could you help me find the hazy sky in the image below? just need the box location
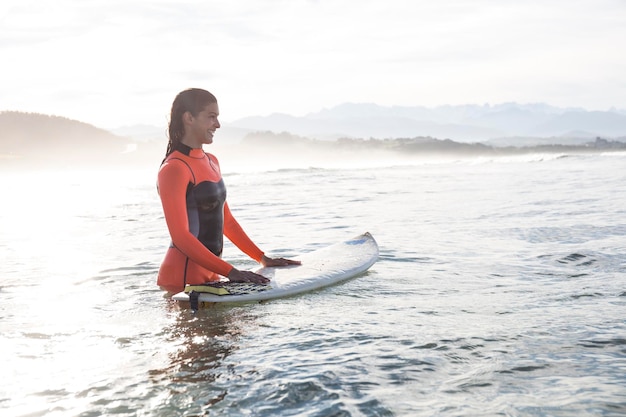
[1,0,625,129]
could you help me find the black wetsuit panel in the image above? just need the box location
[186,179,227,257]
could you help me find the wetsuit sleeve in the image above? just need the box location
[223,202,265,262]
[158,160,234,276]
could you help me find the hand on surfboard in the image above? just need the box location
[227,269,271,284]
[261,255,301,268]
[227,256,300,285]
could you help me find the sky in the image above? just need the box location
[1,0,625,129]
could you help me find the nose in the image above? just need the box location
[215,118,221,129]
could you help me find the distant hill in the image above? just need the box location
[0,111,128,153]
[0,111,162,166]
[240,130,626,157]
[229,103,626,142]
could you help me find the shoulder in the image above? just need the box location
[205,152,221,165]
[205,152,222,172]
[158,154,193,184]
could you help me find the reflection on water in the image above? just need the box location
[150,303,261,413]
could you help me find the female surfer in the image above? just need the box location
[157,88,300,293]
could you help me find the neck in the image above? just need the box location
[181,137,203,149]
[170,141,196,155]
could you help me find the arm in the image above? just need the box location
[158,160,234,277]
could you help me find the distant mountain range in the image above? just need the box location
[227,102,626,143]
[2,105,626,167]
[110,102,626,144]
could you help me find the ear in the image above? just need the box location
[182,111,194,125]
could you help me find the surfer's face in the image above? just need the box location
[185,103,221,146]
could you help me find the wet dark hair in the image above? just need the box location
[165,88,217,157]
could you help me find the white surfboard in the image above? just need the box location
[172,232,378,306]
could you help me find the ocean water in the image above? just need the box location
[1,150,625,416]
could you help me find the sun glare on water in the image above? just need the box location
[0,167,168,415]
[0,167,156,310]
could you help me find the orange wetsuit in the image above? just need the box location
[156,142,264,293]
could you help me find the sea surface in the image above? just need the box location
[1,150,625,416]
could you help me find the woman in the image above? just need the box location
[157,88,299,293]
